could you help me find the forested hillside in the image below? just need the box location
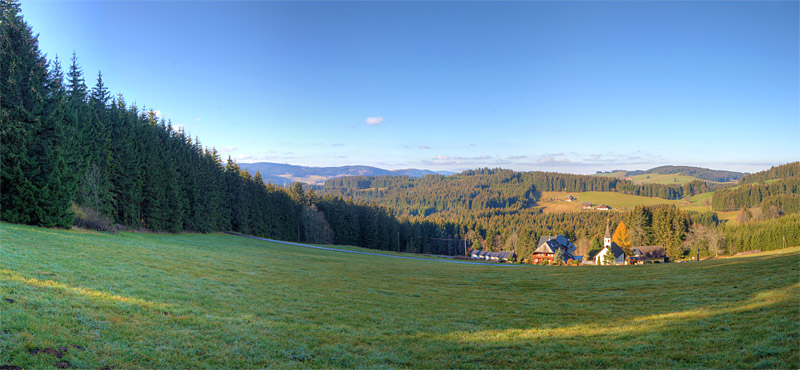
[738,162,799,185]
[711,163,799,213]
[626,165,745,182]
[321,168,719,214]
[237,162,452,186]
[598,166,745,182]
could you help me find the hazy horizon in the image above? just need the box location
[236,159,776,177]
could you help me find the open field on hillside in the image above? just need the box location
[630,173,700,185]
[1,223,798,369]
[593,171,627,178]
[536,191,744,218]
[536,191,687,212]
[593,171,738,185]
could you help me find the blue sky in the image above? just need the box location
[21,1,799,174]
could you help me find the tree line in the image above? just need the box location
[625,165,745,183]
[0,3,306,241]
[738,162,799,185]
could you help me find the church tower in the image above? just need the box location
[604,219,612,248]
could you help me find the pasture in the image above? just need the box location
[536,191,686,212]
[1,223,798,369]
[630,173,700,185]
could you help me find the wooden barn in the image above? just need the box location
[629,245,669,264]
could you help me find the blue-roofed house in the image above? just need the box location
[529,235,583,264]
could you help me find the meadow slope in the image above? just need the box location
[1,223,798,369]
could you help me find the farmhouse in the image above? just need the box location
[594,222,626,265]
[530,235,583,264]
[470,250,516,262]
[596,204,611,211]
[629,245,669,264]
[566,195,576,202]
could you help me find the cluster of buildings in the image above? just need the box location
[469,222,668,265]
[563,195,610,211]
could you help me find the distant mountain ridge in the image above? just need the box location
[596,165,746,183]
[238,162,455,186]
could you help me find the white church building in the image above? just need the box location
[594,221,626,265]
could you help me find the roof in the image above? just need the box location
[632,245,666,260]
[533,235,577,255]
[537,236,554,249]
[598,243,625,258]
[470,250,515,259]
[604,221,611,238]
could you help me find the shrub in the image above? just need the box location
[71,203,122,232]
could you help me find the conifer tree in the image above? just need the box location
[0,0,73,226]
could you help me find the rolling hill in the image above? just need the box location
[238,162,455,186]
[596,166,745,183]
[2,223,798,369]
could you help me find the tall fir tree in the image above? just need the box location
[1,0,74,226]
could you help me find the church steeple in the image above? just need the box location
[604,219,612,247]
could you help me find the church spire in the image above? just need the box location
[604,218,611,239]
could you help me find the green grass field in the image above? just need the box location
[630,173,700,185]
[2,223,798,369]
[537,191,687,212]
[594,172,736,186]
[536,191,732,216]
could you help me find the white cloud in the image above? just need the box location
[331,143,344,147]
[220,145,238,154]
[154,110,163,118]
[538,155,570,164]
[419,145,431,149]
[193,117,201,122]
[364,117,384,125]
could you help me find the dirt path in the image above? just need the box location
[225,232,520,267]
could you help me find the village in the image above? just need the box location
[469,220,669,266]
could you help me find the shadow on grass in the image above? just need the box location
[408,283,800,369]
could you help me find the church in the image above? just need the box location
[594,221,626,265]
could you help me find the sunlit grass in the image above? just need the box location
[1,222,798,369]
[630,173,700,185]
[537,191,685,212]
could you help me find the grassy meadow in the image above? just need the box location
[536,191,686,212]
[629,173,700,185]
[1,222,798,369]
